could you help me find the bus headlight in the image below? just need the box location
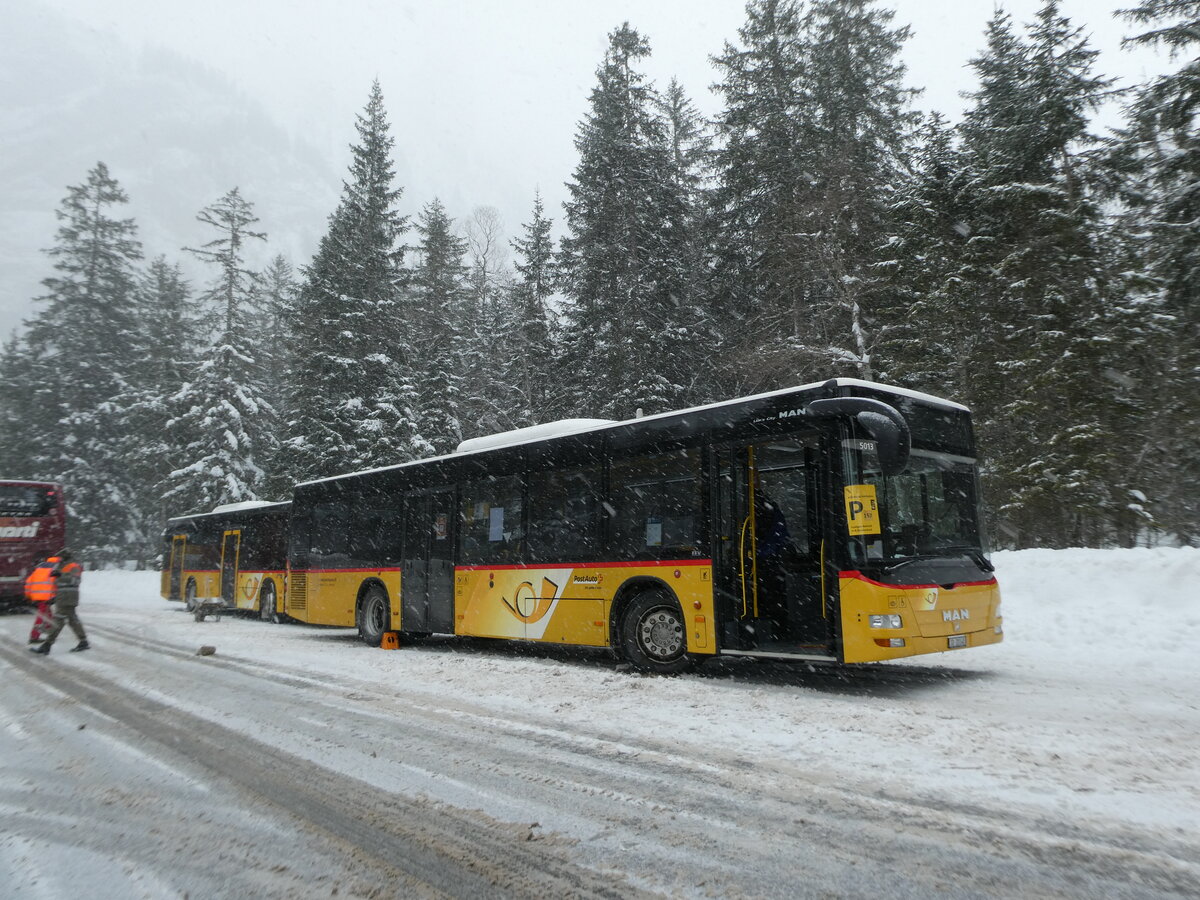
[869,614,902,629]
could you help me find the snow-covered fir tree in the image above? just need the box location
[953,3,1120,547]
[875,113,970,390]
[458,206,516,440]
[501,191,559,427]
[122,256,199,561]
[711,0,917,391]
[286,81,419,481]
[558,23,699,419]
[1108,0,1200,544]
[409,198,469,454]
[161,189,274,513]
[19,162,144,559]
[255,254,300,497]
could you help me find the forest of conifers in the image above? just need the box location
[0,0,1196,561]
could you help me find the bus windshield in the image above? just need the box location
[842,438,984,567]
[0,484,57,517]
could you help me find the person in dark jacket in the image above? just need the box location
[29,549,88,655]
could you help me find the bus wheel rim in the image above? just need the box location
[639,607,683,661]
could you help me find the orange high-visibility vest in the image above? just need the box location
[24,556,61,603]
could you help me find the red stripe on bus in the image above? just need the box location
[290,567,403,574]
[840,570,997,590]
[456,559,712,572]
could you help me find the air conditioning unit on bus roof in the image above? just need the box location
[456,419,616,455]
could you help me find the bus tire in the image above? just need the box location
[357,586,389,647]
[259,579,278,623]
[184,579,198,612]
[620,589,693,675]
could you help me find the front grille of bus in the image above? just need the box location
[289,572,307,611]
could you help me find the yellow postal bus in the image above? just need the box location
[284,379,1002,673]
[162,501,291,621]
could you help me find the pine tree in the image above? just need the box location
[286,81,417,480]
[256,254,300,497]
[458,206,515,440]
[558,23,697,419]
[1108,0,1200,543]
[953,3,1119,547]
[161,189,274,513]
[410,198,469,453]
[711,0,917,392]
[22,162,143,559]
[0,333,41,478]
[875,113,970,391]
[505,192,559,425]
[123,256,198,561]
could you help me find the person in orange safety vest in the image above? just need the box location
[29,550,88,655]
[24,555,60,644]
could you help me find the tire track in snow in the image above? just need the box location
[0,638,652,900]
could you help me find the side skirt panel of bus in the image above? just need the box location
[454,561,718,653]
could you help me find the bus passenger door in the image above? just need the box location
[714,447,752,647]
[402,495,430,631]
[220,530,241,606]
[427,489,455,633]
[402,489,456,634]
[169,535,186,600]
[714,441,828,649]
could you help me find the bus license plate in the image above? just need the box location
[948,635,967,649]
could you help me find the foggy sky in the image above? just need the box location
[5,0,1174,338]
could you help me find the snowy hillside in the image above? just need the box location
[0,1,338,337]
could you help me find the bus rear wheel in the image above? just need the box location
[357,587,389,647]
[620,590,693,675]
[259,580,278,623]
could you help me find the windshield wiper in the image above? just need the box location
[943,546,995,572]
[882,548,994,574]
[881,554,943,574]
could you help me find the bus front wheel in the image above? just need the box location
[357,587,389,647]
[620,590,693,675]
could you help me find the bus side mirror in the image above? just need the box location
[805,397,912,476]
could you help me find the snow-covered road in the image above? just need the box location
[1,548,1197,898]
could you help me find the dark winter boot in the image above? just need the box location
[70,640,90,653]
[30,643,50,655]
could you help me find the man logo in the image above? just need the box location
[942,608,970,622]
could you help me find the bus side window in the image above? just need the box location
[526,465,602,563]
[312,502,350,560]
[460,476,524,565]
[289,514,311,564]
[608,448,702,559]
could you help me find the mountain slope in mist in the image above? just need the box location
[0,2,339,336]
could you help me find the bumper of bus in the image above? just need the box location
[839,571,1003,664]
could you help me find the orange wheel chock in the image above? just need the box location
[380,632,400,650]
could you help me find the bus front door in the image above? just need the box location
[716,441,828,650]
[220,530,241,607]
[169,535,186,600]
[401,490,456,634]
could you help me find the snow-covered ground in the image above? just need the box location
[82,548,1200,833]
[2,547,1198,897]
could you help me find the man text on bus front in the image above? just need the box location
[29,549,88,655]
[24,554,60,644]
